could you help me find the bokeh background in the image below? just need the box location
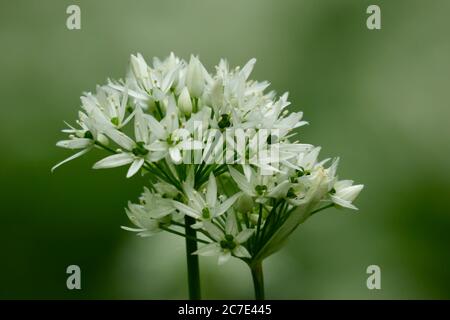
[1,0,449,299]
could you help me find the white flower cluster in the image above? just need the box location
[54,53,363,265]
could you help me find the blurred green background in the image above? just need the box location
[1,0,449,299]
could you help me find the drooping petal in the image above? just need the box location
[126,158,145,178]
[93,153,134,169]
[51,147,92,172]
[120,226,146,232]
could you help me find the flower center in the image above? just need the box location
[255,185,267,195]
[132,141,149,156]
[110,117,119,126]
[201,207,211,219]
[84,131,94,139]
[218,114,231,129]
[220,234,236,250]
[286,187,296,199]
[167,133,180,146]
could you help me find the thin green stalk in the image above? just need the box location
[159,225,209,244]
[184,216,201,300]
[155,100,164,119]
[310,203,334,215]
[253,203,263,252]
[250,261,265,300]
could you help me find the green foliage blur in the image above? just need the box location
[0,0,449,299]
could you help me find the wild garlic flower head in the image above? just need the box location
[54,53,363,265]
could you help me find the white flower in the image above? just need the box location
[330,180,364,210]
[228,166,290,202]
[194,214,254,265]
[122,188,176,237]
[130,53,152,92]
[52,111,108,172]
[81,86,134,129]
[172,173,241,228]
[147,96,202,164]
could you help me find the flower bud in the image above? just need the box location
[186,55,205,97]
[178,87,193,116]
[130,53,148,81]
[210,80,224,109]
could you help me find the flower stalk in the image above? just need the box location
[250,261,265,300]
[184,215,201,300]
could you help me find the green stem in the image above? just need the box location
[184,215,201,300]
[250,261,265,300]
[310,203,334,216]
[159,225,209,244]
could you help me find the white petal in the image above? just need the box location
[193,243,221,256]
[105,128,135,150]
[240,58,256,80]
[225,213,238,235]
[236,228,255,243]
[56,138,92,149]
[330,195,358,210]
[143,114,166,140]
[214,192,242,217]
[203,222,224,242]
[267,180,290,198]
[51,147,92,172]
[232,245,251,258]
[228,166,256,196]
[148,140,168,152]
[334,179,354,190]
[206,173,217,208]
[172,201,201,219]
[134,108,149,143]
[336,184,364,202]
[93,153,134,169]
[120,226,146,232]
[109,83,149,101]
[126,158,145,178]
